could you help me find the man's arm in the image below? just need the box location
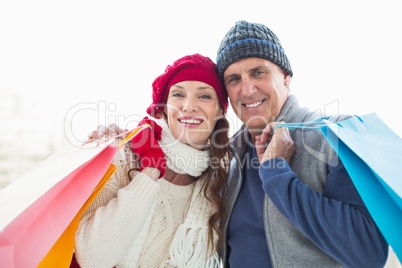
[255,122,388,267]
[259,156,388,267]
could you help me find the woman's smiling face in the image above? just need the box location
[164,80,223,149]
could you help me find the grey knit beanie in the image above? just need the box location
[216,20,293,79]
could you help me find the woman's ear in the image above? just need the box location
[216,109,225,121]
[160,112,168,124]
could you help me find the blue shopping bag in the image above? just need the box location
[320,113,402,259]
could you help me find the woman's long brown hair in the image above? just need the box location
[202,116,230,254]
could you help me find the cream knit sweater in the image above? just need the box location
[135,179,194,267]
[75,120,218,268]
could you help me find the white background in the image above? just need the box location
[0,1,401,265]
[1,0,401,144]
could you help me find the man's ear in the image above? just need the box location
[284,74,291,87]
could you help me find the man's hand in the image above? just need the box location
[255,121,295,164]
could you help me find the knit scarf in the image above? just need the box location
[157,119,210,177]
[157,118,219,267]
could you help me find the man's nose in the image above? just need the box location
[241,76,257,98]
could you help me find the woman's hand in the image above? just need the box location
[86,118,166,179]
[87,123,126,140]
[131,117,166,179]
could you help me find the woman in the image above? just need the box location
[74,54,230,267]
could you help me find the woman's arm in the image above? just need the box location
[74,144,160,268]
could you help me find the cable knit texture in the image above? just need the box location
[157,118,210,177]
[135,179,194,267]
[75,121,219,268]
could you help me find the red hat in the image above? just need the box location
[147,54,228,118]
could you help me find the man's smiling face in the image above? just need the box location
[223,57,291,132]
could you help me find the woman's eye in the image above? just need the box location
[200,95,211,99]
[172,93,183,97]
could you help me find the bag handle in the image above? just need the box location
[81,124,151,149]
[273,115,364,131]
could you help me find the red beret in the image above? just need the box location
[147,54,228,118]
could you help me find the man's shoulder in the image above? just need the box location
[299,112,352,124]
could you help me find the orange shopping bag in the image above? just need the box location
[0,127,143,268]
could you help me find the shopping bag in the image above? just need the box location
[0,141,118,268]
[0,126,144,268]
[38,163,117,267]
[320,113,402,259]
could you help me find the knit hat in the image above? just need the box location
[147,54,228,118]
[216,20,293,79]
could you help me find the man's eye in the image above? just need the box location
[254,71,264,76]
[227,77,240,85]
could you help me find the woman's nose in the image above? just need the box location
[182,97,198,112]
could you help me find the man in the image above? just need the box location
[216,20,388,267]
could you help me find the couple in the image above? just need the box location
[74,21,388,267]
